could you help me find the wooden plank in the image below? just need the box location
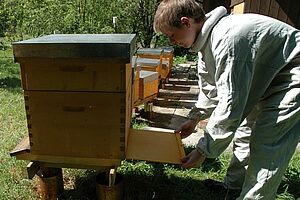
[243,0,251,13]
[25,91,125,159]
[14,152,121,168]
[232,3,245,14]
[277,4,288,23]
[230,0,244,7]
[125,63,133,156]
[126,129,185,164]
[258,0,271,16]
[281,0,291,25]
[249,0,260,13]
[132,63,141,105]
[269,0,279,18]
[139,70,159,100]
[20,59,127,92]
[40,162,113,170]
[10,136,30,156]
[175,133,186,159]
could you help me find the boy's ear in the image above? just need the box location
[180,17,191,28]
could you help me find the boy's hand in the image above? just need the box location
[181,149,206,168]
[174,119,197,139]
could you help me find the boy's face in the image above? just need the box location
[162,17,201,48]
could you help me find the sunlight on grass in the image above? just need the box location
[0,88,36,199]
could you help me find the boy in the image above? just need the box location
[154,0,300,199]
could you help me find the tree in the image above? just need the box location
[1,0,163,47]
[123,0,160,47]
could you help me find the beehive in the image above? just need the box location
[139,70,159,100]
[160,47,174,79]
[137,47,174,80]
[12,34,136,168]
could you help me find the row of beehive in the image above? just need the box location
[132,47,174,106]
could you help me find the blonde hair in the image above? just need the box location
[154,0,205,33]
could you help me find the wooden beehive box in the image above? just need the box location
[137,47,174,80]
[12,34,136,168]
[230,0,300,29]
[139,70,159,100]
[160,47,174,79]
[136,57,162,74]
[137,48,163,60]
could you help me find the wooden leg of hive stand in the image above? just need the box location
[108,167,117,187]
[159,79,165,89]
[27,161,41,179]
[144,102,153,120]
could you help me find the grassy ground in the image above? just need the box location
[1,50,300,199]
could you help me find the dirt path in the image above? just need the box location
[143,63,203,147]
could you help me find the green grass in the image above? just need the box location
[173,55,188,66]
[1,49,300,199]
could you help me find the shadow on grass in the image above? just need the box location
[57,164,228,200]
[121,171,225,200]
[58,170,98,200]
[56,157,300,200]
[57,153,226,200]
[0,77,21,89]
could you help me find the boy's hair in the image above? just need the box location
[154,0,205,33]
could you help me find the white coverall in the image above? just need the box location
[187,6,300,199]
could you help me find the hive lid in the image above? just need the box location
[140,70,159,83]
[137,48,163,55]
[13,34,137,60]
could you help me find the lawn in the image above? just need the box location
[1,49,300,199]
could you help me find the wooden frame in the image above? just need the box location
[126,129,185,164]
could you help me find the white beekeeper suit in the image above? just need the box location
[187,6,300,199]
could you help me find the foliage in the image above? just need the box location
[0,0,162,48]
[173,55,188,66]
